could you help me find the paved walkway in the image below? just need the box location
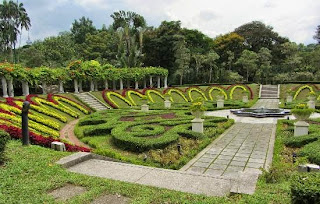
[60,119,90,148]
[57,99,284,196]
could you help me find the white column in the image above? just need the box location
[157,76,161,88]
[135,81,139,89]
[120,79,123,90]
[149,76,153,88]
[143,78,147,88]
[59,81,64,93]
[74,79,79,93]
[42,82,47,94]
[164,76,168,88]
[94,81,98,91]
[79,80,83,92]
[113,80,116,90]
[7,79,14,97]
[1,77,8,98]
[22,81,29,96]
[104,79,109,89]
[90,80,94,91]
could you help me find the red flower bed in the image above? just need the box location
[0,124,90,152]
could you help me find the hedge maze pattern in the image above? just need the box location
[77,110,230,152]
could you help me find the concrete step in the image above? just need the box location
[73,92,109,111]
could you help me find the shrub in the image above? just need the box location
[0,130,9,164]
[299,141,320,165]
[78,118,107,126]
[284,134,319,148]
[291,173,320,204]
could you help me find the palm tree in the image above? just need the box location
[0,0,30,63]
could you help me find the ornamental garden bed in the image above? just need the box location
[99,84,259,110]
[280,84,320,112]
[0,94,91,152]
[271,119,320,203]
[74,109,234,169]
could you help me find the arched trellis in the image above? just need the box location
[207,86,228,100]
[142,89,164,103]
[163,88,189,102]
[293,85,315,100]
[123,89,145,106]
[185,87,208,102]
[228,84,253,100]
[102,90,132,109]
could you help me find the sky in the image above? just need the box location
[16,0,320,45]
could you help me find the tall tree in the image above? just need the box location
[0,0,30,62]
[205,51,220,83]
[257,47,272,84]
[71,17,96,44]
[174,36,190,85]
[314,25,320,44]
[111,10,146,67]
[236,50,258,82]
[213,32,245,66]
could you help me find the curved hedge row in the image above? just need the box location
[290,84,320,100]
[102,84,254,109]
[77,110,228,152]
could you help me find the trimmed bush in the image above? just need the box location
[299,141,320,165]
[78,118,107,126]
[284,134,319,148]
[0,130,9,164]
[291,173,320,204]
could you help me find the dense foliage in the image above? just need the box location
[1,5,318,85]
[0,130,9,164]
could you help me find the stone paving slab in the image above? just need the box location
[68,159,233,197]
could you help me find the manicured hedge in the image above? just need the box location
[299,141,320,165]
[284,134,319,148]
[0,130,9,164]
[291,172,320,204]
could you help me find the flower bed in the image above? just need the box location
[0,94,91,152]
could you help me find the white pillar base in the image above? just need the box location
[1,77,8,98]
[7,79,14,97]
[242,96,248,103]
[22,81,30,96]
[59,81,64,93]
[192,118,204,133]
[135,81,139,89]
[308,100,315,109]
[157,76,161,88]
[164,76,168,88]
[90,80,94,91]
[120,79,123,90]
[164,100,171,109]
[294,121,309,136]
[141,104,149,112]
[94,81,98,91]
[74,79,79,93]
[104,80,109,89]
[286,96,293,103]
[51,141,66,151]
[217,99,224,108]
[79,80,83,92]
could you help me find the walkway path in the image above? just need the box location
[57,99,282,196]
[60,119,90,148]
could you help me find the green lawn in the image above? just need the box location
[1,139,292,204]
